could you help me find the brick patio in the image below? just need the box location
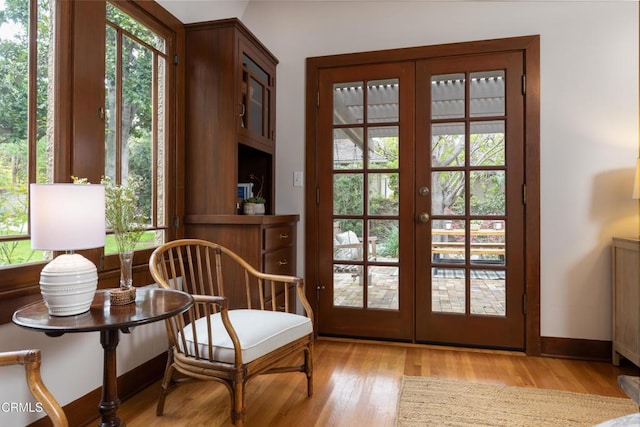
[333,266,506,316]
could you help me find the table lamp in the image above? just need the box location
[30,183,105,316]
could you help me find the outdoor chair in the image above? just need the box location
[149,239,314,426]
[0,349,68,427]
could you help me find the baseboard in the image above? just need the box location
[29,352,167,427]
[541,336,612,362]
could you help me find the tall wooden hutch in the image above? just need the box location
[183,18,298,309]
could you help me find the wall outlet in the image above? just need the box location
[293,171,304,187]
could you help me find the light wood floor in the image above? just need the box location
[117,338,640,427]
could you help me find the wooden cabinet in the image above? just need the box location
[184,18,277,215]
[184,215,298,309]
[612,237,640,367]
[183,19,298,310]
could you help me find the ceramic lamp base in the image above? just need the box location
[39,253,98,316]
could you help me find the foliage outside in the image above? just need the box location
[0,1,165,265]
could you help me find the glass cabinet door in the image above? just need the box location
[241,53,274,145]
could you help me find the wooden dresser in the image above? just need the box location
[185,214,298,309]
[612,237,640,367]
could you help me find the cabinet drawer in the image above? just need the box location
[264,246,295,276]
[264,225,295,251]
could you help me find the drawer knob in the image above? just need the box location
[279,233,289,239]
[278,259,288,266]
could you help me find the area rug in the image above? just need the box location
[396,376,637,427]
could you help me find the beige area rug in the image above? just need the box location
[396,376,638,427]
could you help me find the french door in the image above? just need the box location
[316,62,415,340]
[312,47,528,350]
[414,53,525,348]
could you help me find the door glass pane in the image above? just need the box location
[470,220,505,266]
[432,73,465,119]
[432,220,466,264]
[334,219,363,262]
[333,265,364,308]
[432,268,465,313]
[333,173,363,215]
[369,219,398,261]
[334,81,363,125]
[470,269,506,316]
[432,123,465,166]
[470,170,505,216]
[331,72,403,316]
[368,266,399,310]
[368,126,398,169]
[432,171,465,215]
[333,128,364,169]
[470,121,505,166]
[470,71,505,117]
[367,79,399,123]
[368,173,398,216]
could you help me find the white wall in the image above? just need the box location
[1,1,637,424]
[236,0,639,340]
[0,286,167,426]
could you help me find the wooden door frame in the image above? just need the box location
[305,35,541,355]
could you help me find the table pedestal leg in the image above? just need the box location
[99,329,121,427]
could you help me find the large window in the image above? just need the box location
[0,0,180,319]
[104,2,168,254]
[0,0,54,266]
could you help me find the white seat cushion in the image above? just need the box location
[178,309,312,364]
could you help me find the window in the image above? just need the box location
[0,0,181,321]
[0,0,55,266]
[105,1,168,255]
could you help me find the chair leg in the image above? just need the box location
[156,350,175,416]
[230,380,246,426]
[305,343,314,397]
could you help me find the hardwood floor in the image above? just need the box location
[117,338,640,427]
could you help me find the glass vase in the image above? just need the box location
[119,250,134,290]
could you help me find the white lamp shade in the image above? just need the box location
[30,183,105,251]
[633,159,640,200]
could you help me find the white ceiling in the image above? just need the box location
[155,0,487,24]
[155,0,250,24]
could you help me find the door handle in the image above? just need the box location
[418,212,430,223]
[418,186,429,196]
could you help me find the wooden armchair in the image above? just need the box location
[149,239,314,426]
[0,349,68,427]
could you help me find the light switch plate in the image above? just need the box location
[293,171,304,187]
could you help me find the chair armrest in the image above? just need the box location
[192,294,228,309]
[0,350,68,427]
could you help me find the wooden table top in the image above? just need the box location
[12,288,193,335]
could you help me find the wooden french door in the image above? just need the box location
[313,48,527,350]
[415,52,526,348]
[316,62,415,340]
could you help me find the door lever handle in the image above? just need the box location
[418,212,430,223]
